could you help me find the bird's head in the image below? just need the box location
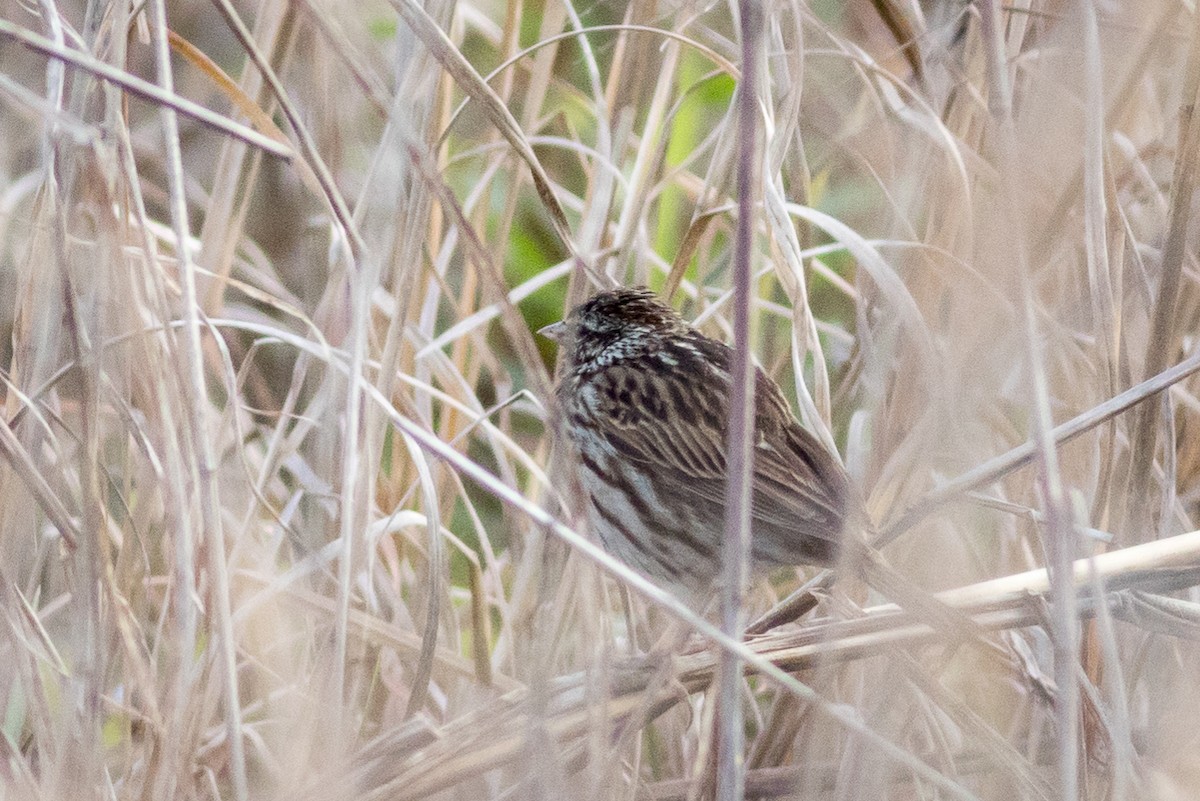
[539,287,685,372]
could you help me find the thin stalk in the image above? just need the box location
[718,4,761,799]
[144,0,247,798]
[979,1,1077,797]
[1124,3,1200,537]
[206,0,371,707]
[0,18,292,158]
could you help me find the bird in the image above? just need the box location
[539,286,856,605]
[539,286,977,641]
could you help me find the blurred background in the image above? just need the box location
[1,0,1199,799]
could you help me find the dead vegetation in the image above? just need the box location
[1,1,1200,799]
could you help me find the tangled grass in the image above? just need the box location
[1,1,1200,799]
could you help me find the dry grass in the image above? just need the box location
[2,0,1200,799]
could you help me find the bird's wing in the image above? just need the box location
[747,403,848,529]
[589,362,848,544]
[593,362,728,481]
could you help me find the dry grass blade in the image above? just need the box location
[145,0,248,795]
[881,348,1200,546]
[662,207,722,303]
[0,412,78,549]
[208,0,363,256]
[389,0,575,252]
[1124,6,1200,537]
[866,0,924,82]
[3,1,1200,799]
[439,23,739,145]
[345,531,1200,799]
[752,348,1200,633]
[165,29,290,147]
[0,17,292,158]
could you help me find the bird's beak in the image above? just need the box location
[538,321,566,341]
